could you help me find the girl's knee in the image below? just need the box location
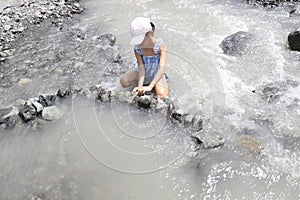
[120,76,128,87]
[155,85,169,98]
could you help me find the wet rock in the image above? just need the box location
[288,5,300,17]
[137,94,153,108]
[258,79,299,103]
[32,101,43,113]
[57,87,71,97]
[97,33,116,46]
[246,0,280,7]
[98,45,121,63]
[171,109,188,123]
[19,104,37,122]
[184,114,194,128]
[192,115,203,132]
[192,130,225,148]
[89,85,97,92]
[221,31,255,56]
[95,86,110,102]
[39,94,56,107]
[108,88,120,99]
[71,2,84,14]
[42,105,63,121]
[0,107,20,128]
[288,29,300,51]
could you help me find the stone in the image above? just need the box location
[0,107,20,128]
[98,45,121,63]
[184,114,194,128]
[19,104,37,122]
[39,94,56,107]
[17,78,31,86]
[96,33,116,46]
[239,135,264,154]
[137,94,153,108]
[32,101,43,113]
[89,85,97,91]
[171,109,187,123]
[288,29,300,51]
[97,91,111,102]
[192,115,203,132]
[42,106,63,121]
[108,89,120,99]
[258,79,299,103]
[192,130,225,148]
[221,31,255,56]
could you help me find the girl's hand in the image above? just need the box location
[132,86,153,95]
[132,86,144,95]
[141,86,153,94]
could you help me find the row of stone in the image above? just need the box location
[0,85,225,148]
[0,0,84,62]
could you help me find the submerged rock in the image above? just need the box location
[96,33,116,46]
[239,135,264,154]
[288,29,300,51]
[192,130,225,148]
[257,79,299,103]
[221,31,255,56]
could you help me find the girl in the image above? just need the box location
[120,17,169,99]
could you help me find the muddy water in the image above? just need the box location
[1,0,300,199]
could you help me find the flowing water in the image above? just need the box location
[1,0,300,199]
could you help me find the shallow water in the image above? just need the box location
[1,0,300,199]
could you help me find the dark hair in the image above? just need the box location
[150,22,155,31]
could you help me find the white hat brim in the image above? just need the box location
[130,34,145,45]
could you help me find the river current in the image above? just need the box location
[0,0,300,199]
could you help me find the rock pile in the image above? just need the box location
[0,0,84,62]
[0,85,225,148]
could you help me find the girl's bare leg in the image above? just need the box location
[120,70,138,87]
[155,75,168,98]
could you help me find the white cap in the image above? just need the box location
[130,17,152,45]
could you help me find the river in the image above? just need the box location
[0,0,300,199]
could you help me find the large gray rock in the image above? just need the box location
[221,31,255,56]
[42,106,63,121]
[288,29,300,51]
